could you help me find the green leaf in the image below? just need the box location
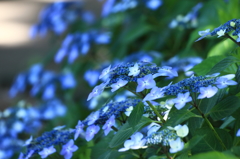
[233,119,240,146]
[199,88,226,114]
[128,102,144,128]
[109,117,151,148]
[188,116,204,136]
[207,56,239,75]
[189,151,238,159]
[207,38,235,57]
[230,146,240,157]
[190,56,225,75]
[181,135,205,153]
[162,106,199,129]
[220,116,235,129]
[209,96,240,120]
[192,128,232,154]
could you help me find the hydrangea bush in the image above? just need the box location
[1,0,240,159]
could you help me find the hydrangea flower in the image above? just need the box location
[169,138,184,153]
[173,124,189,138]
[173,92,192,110]
[125,106,133,116]
[60,139,78,159]
[217,29,226,37]
[38,145,56,158]
[146,0,162,10]
[86,111,100,125]
[99,65,111,79]
[111,79,128,92]
[199,29,211,36]
[102,115,115,136]
[147,123,161,136]
[236,129,240,137]
[118,132,147,152]
[197,85,218,99]
[143,87,165,101]
[84,70,100,86]
[136,74,156,92]
[128,63,140,77]
[215,74,237,89]
[153,66,178,78]
[87,83,108,101]
[85,125,100,141]
[74,120,84,140]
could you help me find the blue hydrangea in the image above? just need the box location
[196,19,240,41]
[9,64,76,100]
[54,31,111,63]
[169,3,202,29]
[147,129,178,146]
[84,98,141,125]
[22,129,74,158]
[163,76,215,96]
[30,1,94,37]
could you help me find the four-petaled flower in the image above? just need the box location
[153,66,178,78]
[215,74,237,89]
[128,63,140,77]
[173,92,192,110]
[136,74,156,92]
[102,115,115,136]
[60,139,78,159]
[169,138,184,153]
[198,29,210,36]
[74,120,84,140]
[118,132,147,152]
[198,85,218,99]
[38,145,56,159]
[86,111,100,125]
[174,124,189,138]
[236,129,240,137]
[87,83,107,101]
[99,65,111,79]
[125,106,133,116]
[143,87,165,101]
[85,125,100,141]
[217,29,226,38]
[111,79,128,92]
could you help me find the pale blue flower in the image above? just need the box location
[236,129,240,137]
[174,124,189,138]
[215,74,237,89]
[60,139,78,159]
[136,74,156,92]
[85,125,100,141]
[143,87,165,101]
[74,120,84,140]
[38,145,56,158]
[111,79,128,92]
[102,115,115,136]
[169,138,184,153]
[87,111,100,125]
[197,85,218,99]
[146,0,162,10]
[118,132,147,152]
[99,65,111,79]
[128,63,140,77]
[173,92,192,110]
[87,83,107,101]
[153,66,178,78]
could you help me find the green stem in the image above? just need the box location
[194,104,227,150]
[146,101,165,125]
[123,86,165,124]
[111,126,118,132]
[225,33,240,46]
